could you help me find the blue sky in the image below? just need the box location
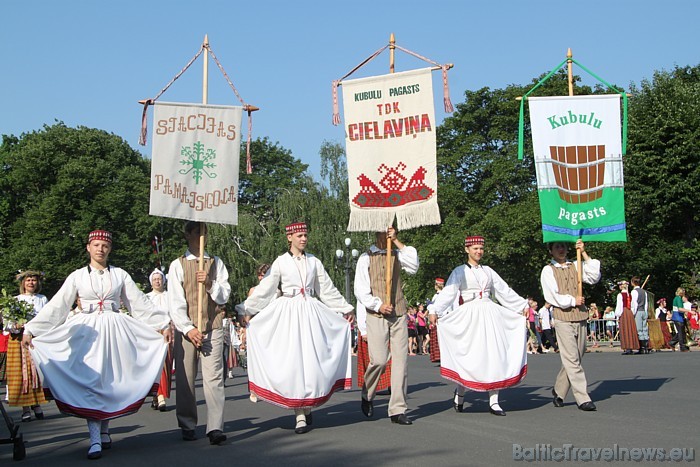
[2,0,698,180]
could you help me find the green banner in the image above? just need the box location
[539,187,626,242]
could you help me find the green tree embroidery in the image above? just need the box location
[179,141,217,184]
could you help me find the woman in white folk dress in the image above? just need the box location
[427,235,528,416]
[22,230,171,460]
[145,269,174,412]
[242,222,354,434]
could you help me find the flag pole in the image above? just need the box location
[197,34,210,333]
[568,47,584,298]
[385,33,396,306]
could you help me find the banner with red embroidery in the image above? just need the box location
[528,95,626,242]
[341,68,440,231]
[149,102,242,225]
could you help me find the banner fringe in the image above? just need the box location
[346,199,441,232]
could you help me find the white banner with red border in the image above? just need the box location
[341,68,440,232]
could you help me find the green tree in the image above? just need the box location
[0,123,181,295]
[620,64,700,299]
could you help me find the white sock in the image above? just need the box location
[489,391,501,410]
[294,409,307,427]
[87,420,102,450]
[100,420,110,442]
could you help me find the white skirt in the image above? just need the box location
[30,311,167,419]
[438,298,527,391]
[247,295,352,409]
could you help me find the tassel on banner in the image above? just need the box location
[246,107,253,174]
[139,99,153,146]
[442,65,454,113]
[332,80,342,126]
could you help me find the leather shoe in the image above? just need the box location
[294,421,310,434]
[87,443,102,460]
[181,429,197,441]
[453,390,464,413]
[207,430,227,445]
[578,401,597,411]
[361,398,373,418]
[390,413,413,425]
[489,404,506,416]
[552,389,564,408]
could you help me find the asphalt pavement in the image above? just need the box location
[1,346,698,466]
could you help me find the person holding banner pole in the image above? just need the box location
[355,227,419,425]
[242,222,354,435]
[541,239,601,412]
[168,221,231,445]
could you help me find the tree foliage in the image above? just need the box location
[0,123,181,295]
[2,64,699,310]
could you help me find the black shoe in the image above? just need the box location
[489,404,506,416]
[294,421,310,434]
[578,401,597,411]
[87,443,102,460]
[32,406,44,420]
[452,390,464,413]
[181,429,197,441]
[622,350,633,355]
[151,398,158,410]
[361,398,373,418]
[552,389,564,408]
[158,402,167,412]
[390,413,413,425]
[207,429,226,445]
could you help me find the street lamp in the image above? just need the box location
[335,237,360,303]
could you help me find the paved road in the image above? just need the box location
[2,349,698,466]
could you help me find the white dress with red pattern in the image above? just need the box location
[427,264,528,391]
[24,266,169,420]
[243,252,353,409]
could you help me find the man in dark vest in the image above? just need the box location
[354,227,419,425]
[630,276,650,354]
[168,221,231,444]
[540,240,601,412]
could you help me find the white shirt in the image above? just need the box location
[353,245,419,317]
[427,263,527,318]
[539,307,552,330]
[25,266,169,337]
[243,252,353,316]
[167,249,231,335]
[540,258,601,310]
[630,286,647,316]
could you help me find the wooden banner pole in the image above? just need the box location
[568,47,584,298]
[385,33,396,306]
[197,34,210,332]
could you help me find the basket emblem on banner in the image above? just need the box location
[352,162,434,208]
[548,145,606,204]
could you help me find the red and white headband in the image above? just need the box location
[464,235,485,247]
[435,278,445,285]
[88,230,112,244]
[285,222,308,235]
